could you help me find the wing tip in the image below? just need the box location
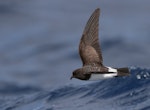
[95,8,100,13]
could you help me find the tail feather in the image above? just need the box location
[117,67,130,76]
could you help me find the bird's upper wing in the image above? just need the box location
[79,8,103,66]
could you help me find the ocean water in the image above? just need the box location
[0,67,150,110]
[0,0,150,110]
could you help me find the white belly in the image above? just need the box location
[89,73,117,80]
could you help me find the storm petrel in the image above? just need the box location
[71,8,130,80]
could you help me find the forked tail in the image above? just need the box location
[117,67,130,76]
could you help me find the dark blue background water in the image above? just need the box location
[0,0,150,110]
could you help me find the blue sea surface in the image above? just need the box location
[0,67,150,110]
[0,0,150,110]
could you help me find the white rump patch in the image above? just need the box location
[89,67,118,81]
[89,73,117,80]
[107,67,117,73]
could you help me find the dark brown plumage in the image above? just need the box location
[71,8,129,80]
[79,8,103,67]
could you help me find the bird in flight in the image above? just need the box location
[71,8,129,80]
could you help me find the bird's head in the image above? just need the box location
[70,68,89,80]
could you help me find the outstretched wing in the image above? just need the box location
[79,8,103,66]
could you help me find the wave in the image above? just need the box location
[46,67,150,110]
[1,67,150,110]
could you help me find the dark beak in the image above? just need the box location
[70,76,73,80]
